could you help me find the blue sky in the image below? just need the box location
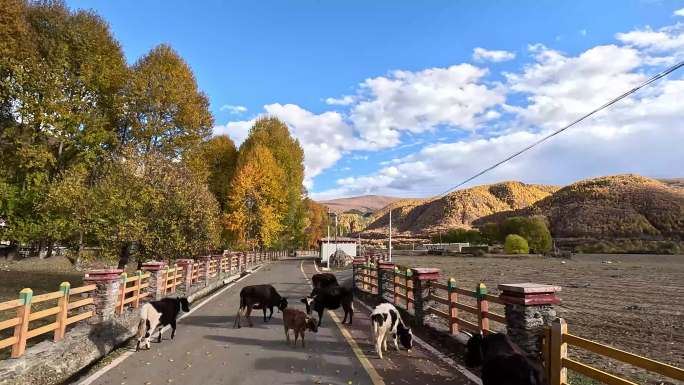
[68,1,684,199]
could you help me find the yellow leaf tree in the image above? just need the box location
[225,144,287,249]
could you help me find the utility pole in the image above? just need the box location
[327,209,331,269]
[388,209,392,262]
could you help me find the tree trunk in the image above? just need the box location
[45,240,54,259]
[117,242,131,270]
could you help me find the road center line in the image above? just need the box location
[299,261,386,385]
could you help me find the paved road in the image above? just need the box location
[82,259,474,385]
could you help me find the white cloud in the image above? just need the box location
[505,44,645,129]
[616,23,684,53]
[219,104,248,114]
[472,47,516,62]
[350,64,505,148]
[325,95,355,105]
[674,8,684,17]
[224,18,684,199]
[213,120,252,145]
[312,36,684,199]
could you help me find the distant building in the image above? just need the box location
[422,243,470,253]
[318,237,358,264]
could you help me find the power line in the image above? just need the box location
[435,59,684,198]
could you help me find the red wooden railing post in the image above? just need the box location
[476,282,489,334]
[117,273,127,314]
[54,282,70,342]
[11,288,32,358]
[133,271,143,307]
[447,278,459,334]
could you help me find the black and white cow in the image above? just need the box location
[301,285,354,326]
[136,297,190,351]
[233,284,288,328]
[370,302,413,359]
[465,332,547,385]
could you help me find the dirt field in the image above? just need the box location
[394,252,684,384]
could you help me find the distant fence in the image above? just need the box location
[0,250,287,360]
[353,260,684,385]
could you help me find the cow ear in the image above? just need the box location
[300,298,307,304]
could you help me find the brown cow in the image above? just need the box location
[282,308,318,347]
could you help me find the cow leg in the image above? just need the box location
[392,333,399,350]
[375,332,384,359]
[146,319,160,349]
[233,307,241,328]
[268,306,274,320]
[170,320,177,340]
[246,306,254,327]
[317,310,324,326]
[263,307,267,322]
[284,325,290,345]
[294,330,299,347]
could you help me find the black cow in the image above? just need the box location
[465,333,547,385]
[233,284,288,328]
[136,297,190,351]
[311,273,338,290]
[301,285,354,326]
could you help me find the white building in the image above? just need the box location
[423,243,470,253]
[318,237,358,264]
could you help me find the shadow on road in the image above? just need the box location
[203,334,354,356]
[181,315,275,329]
[254,356,366,385]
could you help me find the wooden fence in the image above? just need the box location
[391,266,414,312]
[1,250,286,360]
[544,318,684,385]
[117,271,151,314]
[426,278,506,335]
[0,282,96,358]
[354,263,505,335]
[353,262,684,385]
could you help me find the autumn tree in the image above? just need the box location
[124,44,213,157]
[225,145,287,249]
[239,118,305,248]
[0,1,127,255]
[303,199,329,249]
[185,135,238,212]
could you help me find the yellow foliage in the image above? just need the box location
[224,145,287,248]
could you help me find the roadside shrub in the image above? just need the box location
[504,234,529,254]
[501,216,552,253]
[479,222,501,245]
[431,228,483,244]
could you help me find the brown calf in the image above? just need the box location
[283,308,318,347]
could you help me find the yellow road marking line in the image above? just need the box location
[300,260,385,385]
